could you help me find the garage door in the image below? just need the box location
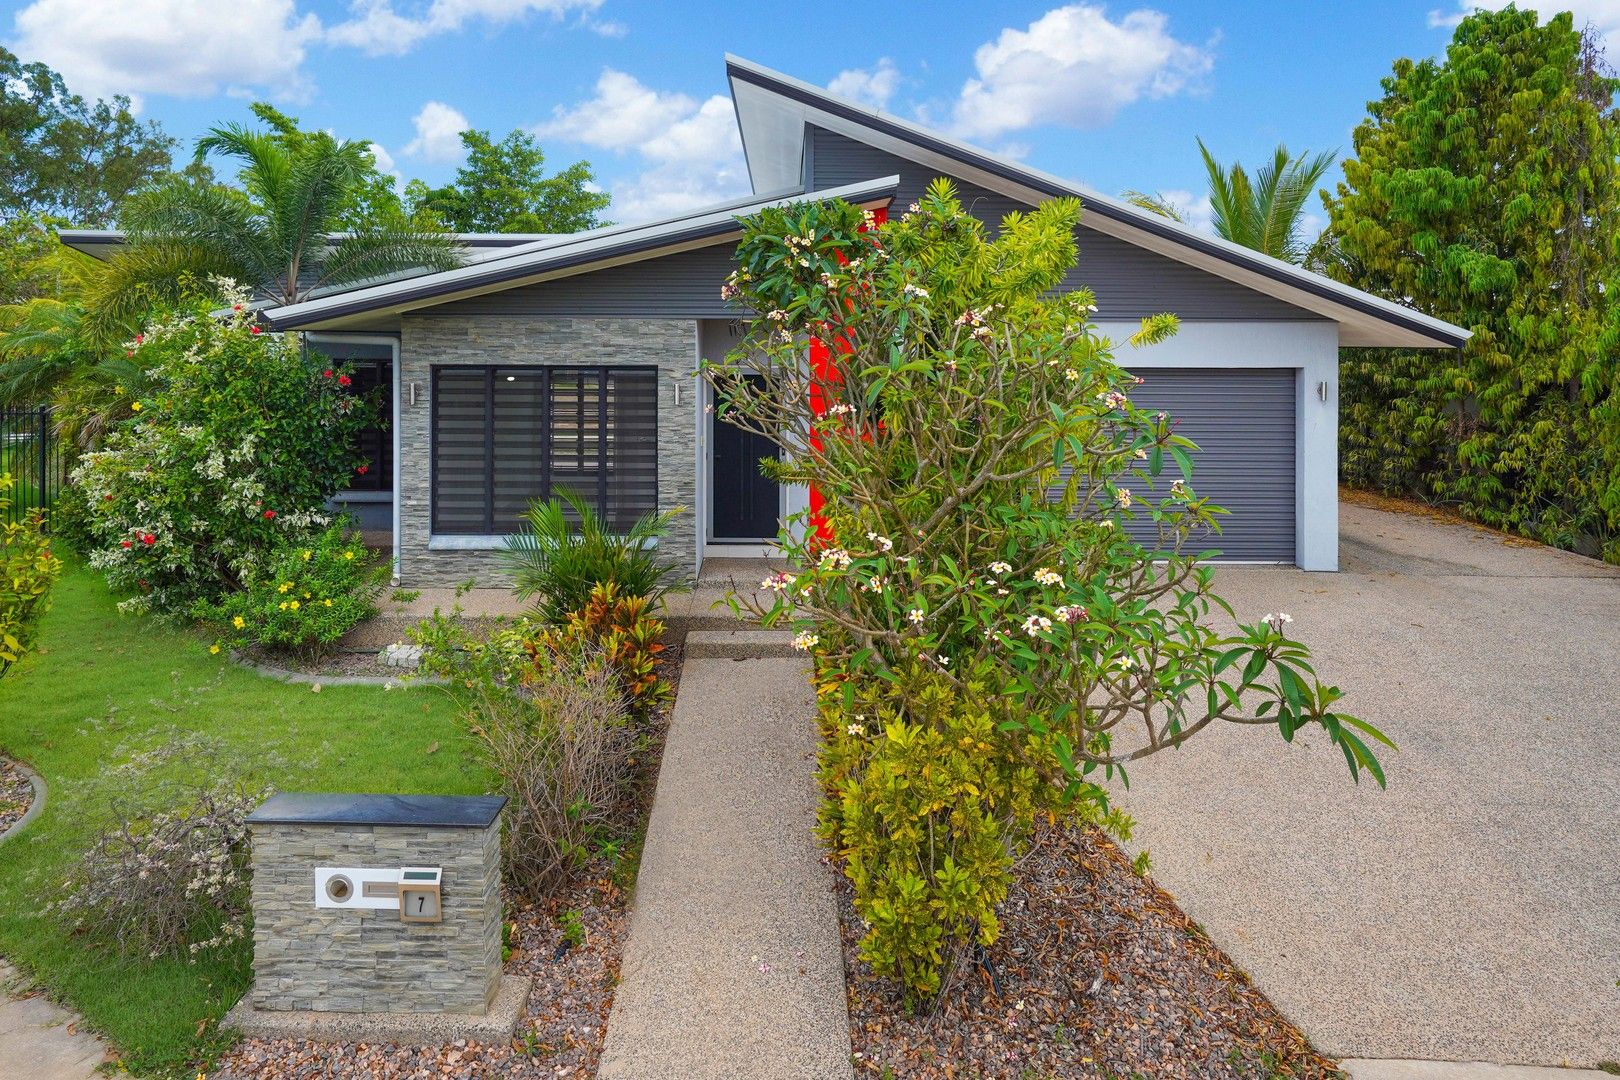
[1122,367,1296,563]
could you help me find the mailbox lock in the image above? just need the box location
[324,874,354,903]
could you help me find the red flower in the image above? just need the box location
[337,374,352,387]
[322,369,334,379]
[134,334,144,344]
[250,326,262,335]
[103,493,114,501]
[121,539,133,548]
[233,304,243,312]
[356,464,369,475]
[140,533,155,545]
[263,509,277,520]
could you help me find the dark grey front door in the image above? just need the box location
[711,385,779,541]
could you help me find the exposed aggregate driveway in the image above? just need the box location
[1112,499,1620,1068]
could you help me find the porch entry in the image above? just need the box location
[710,374,779,542]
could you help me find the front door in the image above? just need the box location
[711,380,779,541]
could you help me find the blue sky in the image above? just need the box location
[5,0,1617,228]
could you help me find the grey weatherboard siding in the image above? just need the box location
[429,244,741,319]
[805,126,1325,323]
[1121,367,1297,561]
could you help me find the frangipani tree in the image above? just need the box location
[706,179,1389,997]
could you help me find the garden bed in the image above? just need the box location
[0,757,36,836]
[841,824,1341,1079]
[213,647,682,1080]
[236,644,407,681]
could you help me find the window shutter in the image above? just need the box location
[491,368,547,533]
[431,369,491,533]
[605,369,659,531]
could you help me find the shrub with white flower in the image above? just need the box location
[707,178,1388,1001]
[72,282,374,615]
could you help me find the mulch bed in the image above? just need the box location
[211,649,682,1080]
[841,824,1342,1080]
[238,646,406,680]
[0,757,35,834]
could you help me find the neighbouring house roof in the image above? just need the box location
[56,230,556,261]
[257,176,901,331]
[725,55,1470,350]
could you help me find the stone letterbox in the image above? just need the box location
[244,793,507,1016]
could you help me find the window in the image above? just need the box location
[308,340,393,493]
[431,365,659,535]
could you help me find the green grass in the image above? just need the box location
[0,564,491,1076]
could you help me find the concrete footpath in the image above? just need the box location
[598,656,853,1080]
[0,962,106,1080]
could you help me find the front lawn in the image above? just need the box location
[0,563,489,1076]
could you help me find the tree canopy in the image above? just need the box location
[1322,5,1620,561]
[0,46,177,227]
[405,129,611,234]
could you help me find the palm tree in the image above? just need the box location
[1126,138,1336,265]
[84,122,462,340]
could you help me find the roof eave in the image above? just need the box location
[723,55,1470,351]
[262,175,902,331]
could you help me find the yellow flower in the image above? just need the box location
[278,601,288,610]
[130,401,143,412]
[232,615,245,629]
[302,550,312,561]
[114,385,124,395]
[209,644,221,655]
[323,599,332,607]
[343,551,355,560]
[289,600,300,610]
[303,591,311,598]
[278,582,292,593]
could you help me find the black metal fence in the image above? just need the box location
[1,405,65,528]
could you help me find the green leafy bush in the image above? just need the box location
[527,581,671,716]
[71,282,373,614]
[710,180,1390,1001]
[501,486,687,622]
[0,472,63,675]
[192,519,388,658]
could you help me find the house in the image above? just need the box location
[63,56,1469,585]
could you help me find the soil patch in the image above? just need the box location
[0,758,35,835]
[842,824,1341,1079]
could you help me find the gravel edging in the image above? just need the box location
[0,759,44,843]
[841,823,1342,1079]
[230,650,446,688]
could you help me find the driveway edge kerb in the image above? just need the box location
[0,760,45,844]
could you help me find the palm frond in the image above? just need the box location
[311,222,464,293]
[80,241,240,347]
[1122,190,1186,222]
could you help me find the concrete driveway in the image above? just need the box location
[1112,499,1620,1068]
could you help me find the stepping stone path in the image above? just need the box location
[599,654,853,1079]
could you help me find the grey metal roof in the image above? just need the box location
[725,54,1470,350]
[260,176,901,331]
[57,229,554,261]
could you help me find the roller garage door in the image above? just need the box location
[1123,367,1297,563]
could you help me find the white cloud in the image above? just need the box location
[326,0,602,57]
[10,0,322,106]
[536,69,747,221]
[403,101,470,163]
[368,141,398,177]
[951,4,1216,139]
[587,18,628,37]
[1427,0,1620,42]
[827,57,901,110]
